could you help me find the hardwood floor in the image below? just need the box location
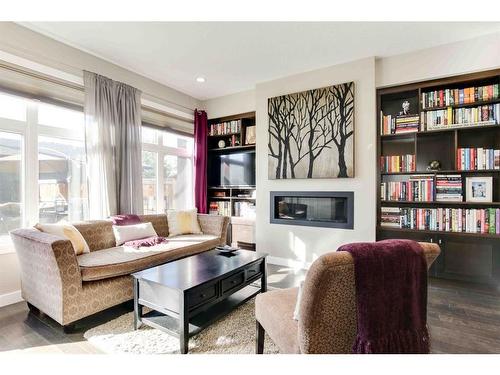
[0,265,499,353]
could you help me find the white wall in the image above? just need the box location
[376,33,500,88]
[254,57,377,265]
[204,89,255,119]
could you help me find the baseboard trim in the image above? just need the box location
[0,290,23,308]
[267,256,311,270]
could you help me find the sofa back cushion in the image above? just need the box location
[138,214,169,237]
[73,220,115,252]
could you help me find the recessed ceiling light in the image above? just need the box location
[196,77,206,83]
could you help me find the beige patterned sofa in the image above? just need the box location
[10,214,229,329]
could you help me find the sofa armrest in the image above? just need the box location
[197,214,230,245]
[9,228,82,325]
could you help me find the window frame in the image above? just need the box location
[141,126,194,214]
[0,92,87,254]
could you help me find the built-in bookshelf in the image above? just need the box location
[206,112,256,218]
[376,69,500,285]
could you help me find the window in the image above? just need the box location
[38,136,88,223]
[0,91,88,252]
[142,150,157,214]
[0,132,22,252]
[142,127,194,213]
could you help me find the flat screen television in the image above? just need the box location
[208,151,255,187]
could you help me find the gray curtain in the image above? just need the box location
[84,71,143,219]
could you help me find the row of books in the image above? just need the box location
[380,154,415,173]
[422,84,500,109]
[380,114,420,135]
[209,120,241,136]
[381,207,500,234]
[435,175,463,202]
[423,104,500,130]
[380,175,434,201]
[381,175,463,202]
[457,148,500,171]
[208,201,231,216]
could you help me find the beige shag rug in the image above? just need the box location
[84,299,279,354]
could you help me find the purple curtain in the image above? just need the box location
[194,109,208,214]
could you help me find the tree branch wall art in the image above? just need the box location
[268,82,355,179]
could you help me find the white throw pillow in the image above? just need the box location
[293,280,305,321]
[167,208,202,237]
[112,222,158,246]
[35,221,90,255]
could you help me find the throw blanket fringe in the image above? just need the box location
[353,328,430,354]
[124,236,168,248]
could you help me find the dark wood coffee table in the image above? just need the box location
[132,249,267,354]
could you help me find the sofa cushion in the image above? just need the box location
[167,209,202,237]
[77,234,220,281]
[73,220,115,251]
[255,287,300,354]
[112,222,158,245]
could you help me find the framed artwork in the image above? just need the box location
[466,176,493,202]
[268,82,354,179]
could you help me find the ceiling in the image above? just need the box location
[20,22,500,100]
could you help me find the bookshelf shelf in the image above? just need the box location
[377,226,500,240]
[381,169,500,176]
[422,98,500,111]
[380,200,500,207]
[377,68,500,286]
[208,132,241,138]
[380,123,500,139]
[208,144,255,152]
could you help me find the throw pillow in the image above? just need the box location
[112,222,158,246]
[293,280,305,321]
[110,214,142,226]
[166,208,202,237]
[35,221,90,255]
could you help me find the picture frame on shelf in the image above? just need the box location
[466,176,493,202]
[245,125,256,145]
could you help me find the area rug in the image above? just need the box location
[83,299,279,354]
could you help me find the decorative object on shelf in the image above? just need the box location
[268,82,354,179]
[426,160,441,171]
[399,100,412,115]
[217,140,226,148]
[466,176,493,203]
[245,125,256,145]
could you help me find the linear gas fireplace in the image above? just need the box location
[270,191,354,229]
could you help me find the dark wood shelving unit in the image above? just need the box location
[377,68,500,286]
[206,112,256,219]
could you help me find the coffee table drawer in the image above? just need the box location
[187,283,217,309]
[222,271,245,293]
[246,261,262,279]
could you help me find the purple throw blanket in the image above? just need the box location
[338,239,429,354]
[124,236,169,249]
